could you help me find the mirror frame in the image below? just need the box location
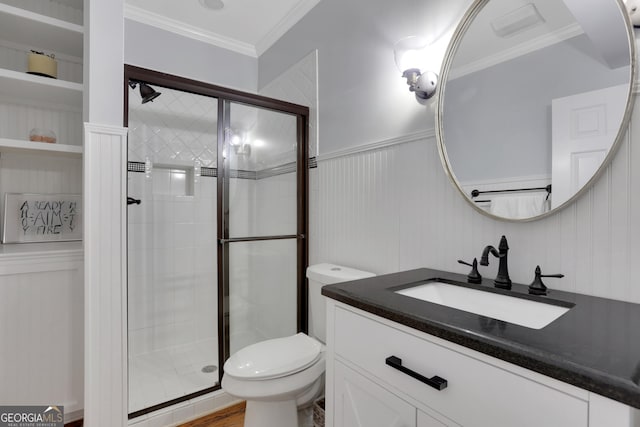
[435,0,637,222]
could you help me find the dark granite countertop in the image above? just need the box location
[321,268,640,409]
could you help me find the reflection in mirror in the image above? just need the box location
[437,0,635,221]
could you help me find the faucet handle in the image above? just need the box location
[458,258,482,284]
[528,265,564,296]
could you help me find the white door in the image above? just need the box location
[551,84,627,208]
[334,361,416,427]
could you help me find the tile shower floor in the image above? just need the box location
[129,339,219,413]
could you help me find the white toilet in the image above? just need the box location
[222,263,375,427]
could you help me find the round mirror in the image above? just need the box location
[436,0,636,221]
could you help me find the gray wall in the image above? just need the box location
[443,34,630,183]
[125,19,258,92]
[258,0,471,155]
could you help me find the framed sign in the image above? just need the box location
[2,193,82,243]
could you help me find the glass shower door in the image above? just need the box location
[221,101,305,356]
[127,84,220,414]
[125,65,309,419]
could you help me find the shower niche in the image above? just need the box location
[124,65,309,417]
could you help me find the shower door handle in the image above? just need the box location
[127,197,141,206]
[219,234,305,244]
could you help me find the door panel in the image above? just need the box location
[552,84,627,208]
[228,239,298,354]
[127,85,219,414]
[226,102,298,239]
[222,100,303,356]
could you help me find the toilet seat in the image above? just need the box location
[224,333,322,380]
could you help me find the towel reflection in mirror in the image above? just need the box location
[489,193,550,219]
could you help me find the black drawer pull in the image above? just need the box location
[385,356,448,391]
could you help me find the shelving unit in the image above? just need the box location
[0,0,84,256]
[0,68,83,107]
[0,137,82,156]
[0,3,83,57]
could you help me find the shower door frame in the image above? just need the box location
[123,65,309,418]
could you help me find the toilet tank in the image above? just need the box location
[306,263,375,343]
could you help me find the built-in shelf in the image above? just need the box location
[0,3,83,58]
[0,137,82,156]
[0,68,82,108]
[0,4,84,268]
[0,240,82,263]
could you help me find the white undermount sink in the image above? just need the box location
[395,281,571,329]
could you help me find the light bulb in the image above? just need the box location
[393,36,429,73]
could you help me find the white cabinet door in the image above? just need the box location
[417,410,449,427]
[334,306,588,427]
[334,361,415,427]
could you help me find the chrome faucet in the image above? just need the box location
[479,235,512,289]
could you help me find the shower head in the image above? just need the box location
[128,81,161,104]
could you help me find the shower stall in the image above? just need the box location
[124,66,309,416]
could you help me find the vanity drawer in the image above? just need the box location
[334,306,588,427]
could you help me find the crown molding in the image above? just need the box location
[124,4,258,58]
[256,0,322,56]
[449,23,583,80]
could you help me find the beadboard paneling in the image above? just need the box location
[0,250,83,422]
[315,104,640,304]
[84,123,128,427]
[317,148,399,274]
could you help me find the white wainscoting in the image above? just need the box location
[312,103,640,304]
[84,122,128,427]
[0,244,84,423]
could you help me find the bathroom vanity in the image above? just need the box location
[322,269,640,427]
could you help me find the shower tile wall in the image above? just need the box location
[127,172,219,412]
[127,173,217,356]
[127,86,219,412]
[127,87,217,167]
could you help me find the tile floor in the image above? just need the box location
[129,338,219,413]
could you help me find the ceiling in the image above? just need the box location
[124,0,321,57]
[450,0,630,77]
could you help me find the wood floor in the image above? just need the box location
[63,401,246,427]
[178,402,245,427]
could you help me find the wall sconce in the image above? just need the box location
[233,142,252,157]
[226,128,252,157]
[394,36,438,104]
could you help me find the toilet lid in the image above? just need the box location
[224,333,322,380]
